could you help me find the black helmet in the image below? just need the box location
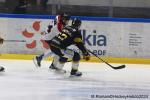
[72,18,81,28]
[61,13,70,20]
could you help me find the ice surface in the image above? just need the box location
[0,59,150,100]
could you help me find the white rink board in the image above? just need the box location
[0,16,150,58]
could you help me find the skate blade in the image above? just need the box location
[54,70,66,74]
[70,74,82,77]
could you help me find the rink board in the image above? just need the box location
[0,14,150,64]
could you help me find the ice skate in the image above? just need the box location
[33,56,42,67]
[49,62,57,70]
[70,69,82,77]
[0,66,5,72]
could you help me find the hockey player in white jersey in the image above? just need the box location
[33,13,71,69]
[0,37,5,72]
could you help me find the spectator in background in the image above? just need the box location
[42,0,48,10]
[13,0,27,14]
[37,0,48,12]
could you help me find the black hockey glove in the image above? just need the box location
[83,52,90,61]
[47,25,53,33]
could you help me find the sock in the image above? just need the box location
[52,55,59,66]
[72,61,79,70]
[56,62,65,70]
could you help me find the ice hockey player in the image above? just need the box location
[48,18,90,76]
[33,13,71,69]
[0,37,5,72]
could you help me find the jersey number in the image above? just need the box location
[58,33,68,41]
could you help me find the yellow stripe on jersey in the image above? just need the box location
[74,38,82,43]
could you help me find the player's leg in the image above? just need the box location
[50,46,82,75]
[49,48,74,70]
[50,48,74,69]
[49,55,59,69]
[50,46,68,73]
[33,50,53,67]
[70,52,82,76]
[33,40,53,67]
[54,56,68,73]
[58,49,82,76]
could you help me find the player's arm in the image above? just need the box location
[74,35,90,61]
[47,25,53,33]
[54,15,63,32]
[0,37,4,44]
[42,24,53,35]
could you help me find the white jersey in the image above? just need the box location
[43,23,59,40]
[42,15,64,40]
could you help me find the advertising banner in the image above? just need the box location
[0,15,150,58]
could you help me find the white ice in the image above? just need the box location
[0,59,150,100]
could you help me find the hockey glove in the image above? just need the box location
[83,52,90,61]
[47,25,53,33]
[0,37,4,44]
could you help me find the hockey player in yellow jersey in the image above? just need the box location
[49,18,90,76]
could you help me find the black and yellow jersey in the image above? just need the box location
[50,26,87,54]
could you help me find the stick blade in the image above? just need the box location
[113,65,126,70]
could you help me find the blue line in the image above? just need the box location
[0,13,150,23]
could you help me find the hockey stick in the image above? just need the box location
[4,40,26,42]
[87,49,126,70]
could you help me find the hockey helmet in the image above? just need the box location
[72,18,82,28]
[61,13,71,20]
